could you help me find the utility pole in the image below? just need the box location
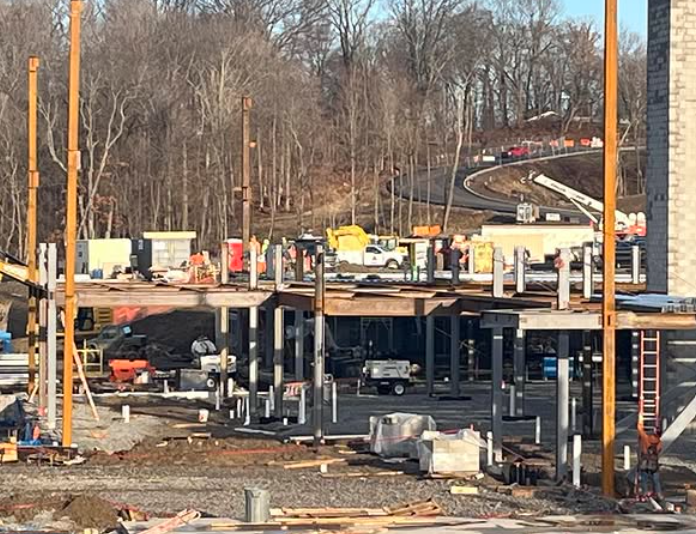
[62,0,83,448]
[602,0,618,497]
[241,97,252,254]
[26,56,39,395]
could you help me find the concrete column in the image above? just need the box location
[491,327,504,462]
[450,316,460,396]
[249,306,259,415]
[273,304,284,415]
[467,320,476,381]
[557,248,571,310]
[514,246,526,294]
[426,316,435,396]
[219,244,230,396]
[582,243,593,300]
[631,331,640,400]
[38,244,47,410]
[582,331,594,438]
[513,329,525,416]
[47,244,57,430]
[492,247,504,298]
[556,331,570,480]
[294,310,304,381]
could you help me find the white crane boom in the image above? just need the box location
[531,173,632,228]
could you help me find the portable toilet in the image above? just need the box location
[226,238,244,273]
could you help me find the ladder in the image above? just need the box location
[639,330,661,433]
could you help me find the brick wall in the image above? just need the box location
[647,0,696,297]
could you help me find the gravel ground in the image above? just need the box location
[0,462,617,520]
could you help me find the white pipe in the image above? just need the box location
[122,405,130,423]
[624,444,631,471]
[486,431,494,467]
[331,382,338,424]
[535,416,541,445]
[299,387,306,425]
[571,398,577,434]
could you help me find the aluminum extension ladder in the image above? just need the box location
[639,330,661,433]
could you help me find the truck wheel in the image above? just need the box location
[386,259,400,270]
[376,385,391,395]
[206,376,218,390]
[391,382,407,396]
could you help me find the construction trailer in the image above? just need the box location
[76,238,131,278]
[132,231,196,276]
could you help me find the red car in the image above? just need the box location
[506,146,531,158]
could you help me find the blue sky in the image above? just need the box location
[562,0,648,34]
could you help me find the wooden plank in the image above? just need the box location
[319,471,405,478]
[281,458,345,469]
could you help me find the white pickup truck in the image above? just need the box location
[335,245,405,269]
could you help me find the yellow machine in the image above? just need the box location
[326,225,371,252]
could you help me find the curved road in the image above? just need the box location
[394,149,603,221]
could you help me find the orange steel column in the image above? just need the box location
[62,0,83,448]
[602,0,618,497]
[26,56,39,395]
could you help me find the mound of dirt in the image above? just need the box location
[131,310,215,355]
[59,495,119,531]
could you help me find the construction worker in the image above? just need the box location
[637,415,663,500]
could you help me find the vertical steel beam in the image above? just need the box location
[313,245,325,447]
[513,329,525,416]
[47,244,57,430]
[241,97,252,253]
[294,310,304,381]
[249,306,259,416]
[467,320,476,381]
[631,331,640,400]
[583,243,593,300]
[491,327,504,462]
[557,248,571,310]
[557,331,570,480]
[493,247,504,298]
[38,244,47,410]
[219,243,230,396]
[602,0,619,497]
[631,245,641,285]
[582,331,594,438]
[26,56,39,395]
[450,316,460,397]
[62,0,83,448]
[273,303,284,416]
[514,246,526,294]
[426,316,435,396]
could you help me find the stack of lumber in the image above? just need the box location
[121,500,448,534]
[209,500,444,531]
